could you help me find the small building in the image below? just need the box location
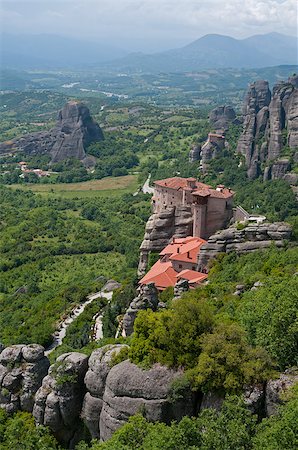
[153,177,234,239]
[139,236,207,291]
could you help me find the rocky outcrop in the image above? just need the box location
[174,279,189,298]
[0,101,104,163]
[197,222,292,271]
[201,133,226,171]
[122,283,159,336]
[33,352,88,448]
[265,368,298,416]
[237,76,298,180]
[0,344,49,414]
[81,344,128,439]
[209,105,239,131]
[189,144,201,162]
[100,361,195,441]
[138,206,193,276]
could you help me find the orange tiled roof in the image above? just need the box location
[154,177,209,191]
[169,237,206,263]
[159,236,197,256]
[139,260,178,291]
[176,269,208,284]
[154,177,234,199]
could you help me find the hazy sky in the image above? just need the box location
[1,0,297,51]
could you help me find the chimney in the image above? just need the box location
[177,247,180,253]
[187,251,190,259]
[186,177,196,189]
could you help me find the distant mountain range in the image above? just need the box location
[107,32,298,73]
[1,32,297,72]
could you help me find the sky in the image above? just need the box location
[1,0,297,52]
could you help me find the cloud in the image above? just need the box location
[1,0,297,51]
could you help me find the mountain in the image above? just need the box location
[106,32,298,73]
[1,32,297,72]
[1,34,128,69]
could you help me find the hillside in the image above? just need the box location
[106,32,298,73]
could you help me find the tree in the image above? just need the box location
[191,323,272,393]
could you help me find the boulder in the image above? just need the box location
[0,344,49,413]
[266,368,298,416]
[123,283,159,336]
[33,352,88,448]
[82,344,128,439]
[100,361,195,441]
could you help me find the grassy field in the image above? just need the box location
[8,175,139,198]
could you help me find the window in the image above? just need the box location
[179,264,182,269]
[192,266,196,270]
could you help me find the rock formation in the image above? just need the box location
[197,222,292,271]
[174,279,189,298]
[189,144,201,162]
[265,368,298,416]
[201,133,226,171]
[122,283,159,336]
[0,101,104,163]
[33,352,88,448]
[99,361,195,441]
[0,344,49,414]
[82,344,128,439]
[138,206,193,276]
[237,76,298,181]
[209,105,239,132]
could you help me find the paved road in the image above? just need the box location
[45,290,113,355]
[142,173,154,194]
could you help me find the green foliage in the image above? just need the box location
[252,384,298,450]
[0,410,61,449]
[84,396,257,450]
[0,186,148,346]
[129,295,214,368]
[191,323,272,393]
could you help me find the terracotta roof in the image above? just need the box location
[139,260,177,290]
[169,237,206,263]
[159,237,197,256]
[154,177,234,199]
[154,177,210,191]
[176,270,208,284]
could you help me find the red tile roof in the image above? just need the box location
[176,270,208,284]
[168,237,206,263]
[139,260,177,291]
[154,177,234,199]
[155,177,209,191]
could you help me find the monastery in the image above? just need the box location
[153,176,234,239]
[139,176,234,291]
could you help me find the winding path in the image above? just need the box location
[45,290,113,356]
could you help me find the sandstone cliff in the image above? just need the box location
[237,76,298,181]
[0,101,104,163]
[138,206,193,276]
[0,342,296,447]
[0,344,49,414]
[209,105,239,132]
[197,222,292,271]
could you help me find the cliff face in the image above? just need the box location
[197,222,292,271]
[138,206,193,276]
[1,342,296,447]
[237,76,298,181]
[0,101,104,163]
[209,105,238,132]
